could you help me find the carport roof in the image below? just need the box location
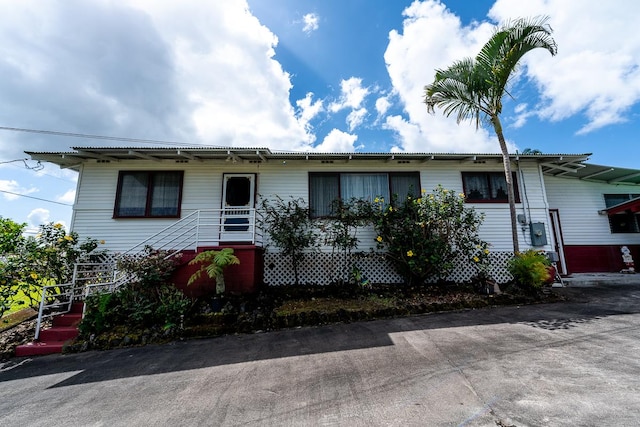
[544,162,640,186]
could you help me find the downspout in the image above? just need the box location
[516,154,532,246]
[537,160,554,252]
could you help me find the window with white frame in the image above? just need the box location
[309,172,420,218]
[114,171,184,218]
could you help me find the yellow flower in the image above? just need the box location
[416,198,422,204]
[484,249,489,254]
[407,250,414,257]
[443,189,448,193]
[459,193,465,198]
[374,197,380,203]
[100,240,106,244]
[388,206,393,212]
[421,189,426,194]
[30,272,38,280]
[473,256,480,263]
[54,223,63,229]
[57,238,63,243]
[36,233,42,239]
[64,235,74,241]
[376,236,383,243]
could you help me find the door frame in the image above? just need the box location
[549,209,568,275]
[220,173,256,243]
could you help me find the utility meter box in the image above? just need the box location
[530,222,547,246]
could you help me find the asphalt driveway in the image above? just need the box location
[1,282,640,426]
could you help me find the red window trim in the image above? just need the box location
[461,171,521,203]
[113,170,184,219]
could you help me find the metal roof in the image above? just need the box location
[543,162,640,186]
[25,146,592,171]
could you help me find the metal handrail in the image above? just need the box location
[33,208,263,339]
[122,208,260,256]
[34,262,119,340]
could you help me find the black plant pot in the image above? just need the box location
[210,296,224,312]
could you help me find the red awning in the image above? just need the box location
[605,197,640,215]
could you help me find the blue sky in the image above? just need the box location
[1,0,639,232]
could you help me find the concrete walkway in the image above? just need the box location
[1,281,640,426]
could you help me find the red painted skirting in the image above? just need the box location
[171,245,264,297]
[563,244,639,273]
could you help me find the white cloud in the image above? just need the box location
[487,0,640,134]
[0,180,37,201]
[0,0,316,159]
[27,208,49,230]
[346,108,367,131]
[329,77,370,112]
[302,13,319,34]
[384,1,501,153]
[314,129,359,152]
[375,96,391,117]
[296,92,324,130]
[57,189,76,205]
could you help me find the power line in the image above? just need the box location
[0,189,72,206]
[0,125,224,148]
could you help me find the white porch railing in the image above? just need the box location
[34,262,119,340]
[33,209,262,339]
[121,208,261,257]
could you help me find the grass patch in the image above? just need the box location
[275,295,398,316]
[0,307,37,332]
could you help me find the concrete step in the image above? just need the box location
[52,313,82,327]
[38,326,79,342]
[14,303,83,357]
[15,341,66,357]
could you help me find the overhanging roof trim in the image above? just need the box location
[546,162,640,186]
[25,147,592,167]
[604,196,640,215]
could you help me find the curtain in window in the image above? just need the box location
[489,174,508,200]
[341,173,389,202]
[150,172,181,216]
[309,174,339,217]
[117,172,148,216]
[464,174,489,200]
[390,173,421,201]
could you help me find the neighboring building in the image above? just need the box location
[26,147,639,288]
[544,163,640,274]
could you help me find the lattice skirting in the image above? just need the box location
[263,251,514,286]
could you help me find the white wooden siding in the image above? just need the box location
[544,175,640,246]
[71,158,552,253]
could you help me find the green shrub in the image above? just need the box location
[508,249,551,290]
[372,185,487,285]
[258,197,319,286]
[81,247,191,335]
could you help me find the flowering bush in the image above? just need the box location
[371,185,488,285]
[1,219,104,315]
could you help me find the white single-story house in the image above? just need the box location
[26,147,640,291]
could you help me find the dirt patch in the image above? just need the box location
[0,318,37,362]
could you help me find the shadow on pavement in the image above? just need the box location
[1,282,639,388]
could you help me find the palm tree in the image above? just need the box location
[424,17,557,254]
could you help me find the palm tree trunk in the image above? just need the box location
[491,115,520,254]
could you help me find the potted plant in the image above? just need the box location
[187,248,240,309]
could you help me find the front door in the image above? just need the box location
[220,174,255,242]
[549,209,567,275]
